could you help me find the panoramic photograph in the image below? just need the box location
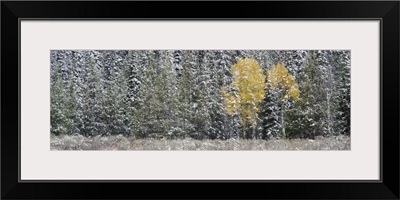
[50,50,350,150]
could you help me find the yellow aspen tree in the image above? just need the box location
[222,58,267,139]
[267,62,300,138]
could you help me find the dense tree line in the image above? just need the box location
[51,50,350,139]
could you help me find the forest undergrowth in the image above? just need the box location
[50,134,350,150]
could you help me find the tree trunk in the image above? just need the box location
[252,123,256,139]
[281,101,285,138]
[242,126,246,140]
[327,95,331,135]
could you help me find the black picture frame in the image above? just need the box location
[2,1,399,199]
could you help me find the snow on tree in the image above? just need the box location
[51,59,69,135]
[81,54,105,137]
[101,51,130,136]
[175,50,197,138]
[208,50,232,139]
[50,50,350,140]
[333,50,351,135]
[285,51,327,139]
[266,62,300,138]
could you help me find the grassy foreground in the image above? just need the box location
[50,134,350,150]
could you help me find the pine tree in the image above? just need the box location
[130,50,150,138]
[155,50,179,139]
[135,51,155,138]
[332,50,351,135]
[285,51,326,139]
[209,50,232,139]
[260,85,281,139]
[101,51,130,136]
[163,50,182,138]
[50,52,77,135]
[260,51,283,139]
[70,50,86,135]
[266,62,300,138]
[176,50,197,139]
[134,51,178,138]
[81,54,105,137]
[191,50,212,139]
[51,68,68,135]
[124,50,142,137]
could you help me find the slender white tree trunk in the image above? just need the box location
[327,93,331,135]
[281,101,285,138]
[252,123,256,139]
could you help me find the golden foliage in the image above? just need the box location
[222,58,267,126]
[267,62,300,101]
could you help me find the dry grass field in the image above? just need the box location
[50,134,350,150]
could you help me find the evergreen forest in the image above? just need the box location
[51,50,350,141]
